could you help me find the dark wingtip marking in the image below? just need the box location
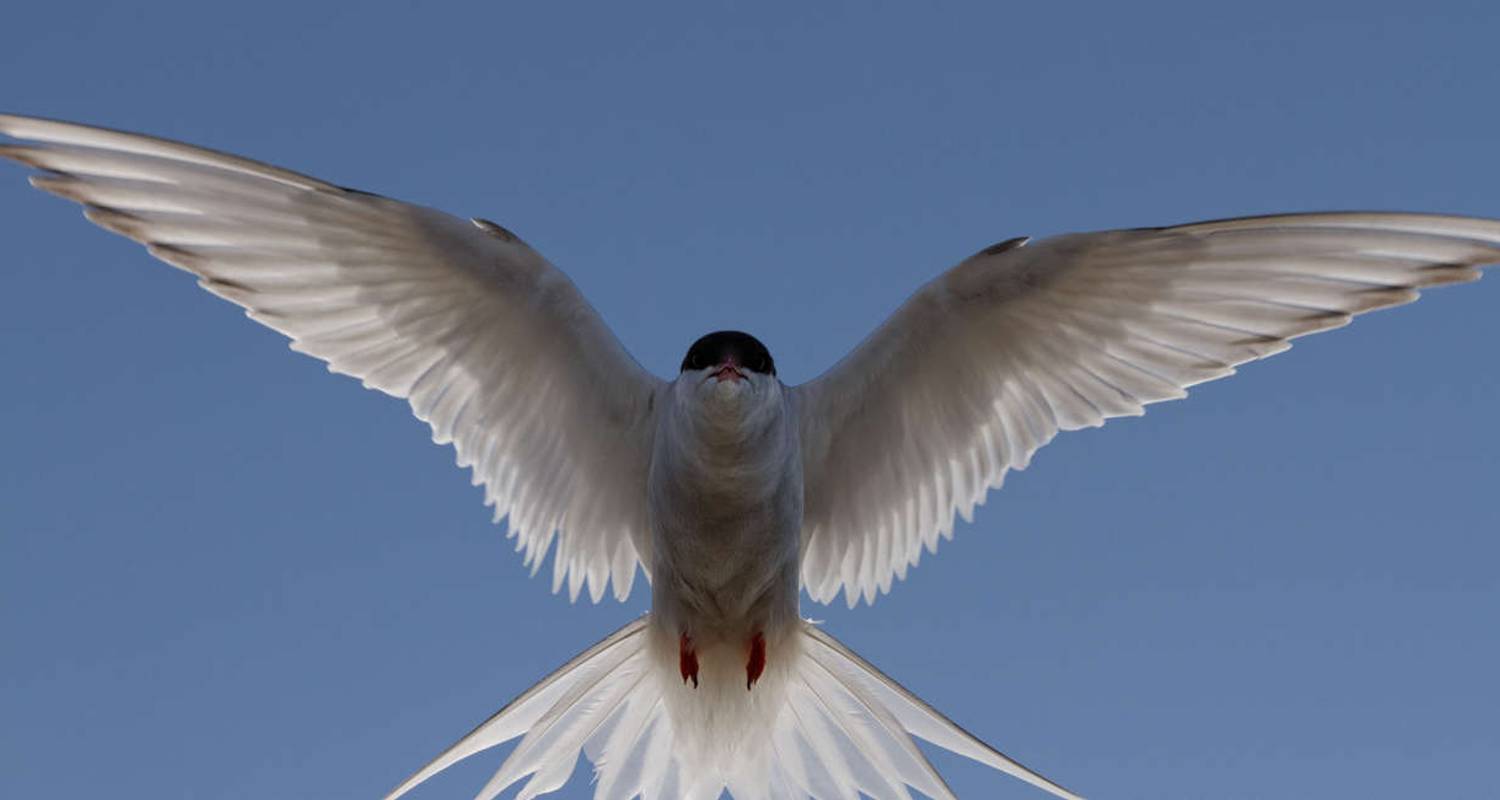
[472,217,519,243]
[148,243,206,274]
[0,143,45,169]
[27,173,86,202]
[334,184,391,199]
[977,236,1031,257]
[1415,264,1484,287]
[82,204,148,239]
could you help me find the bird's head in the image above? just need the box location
[678,330,778,409]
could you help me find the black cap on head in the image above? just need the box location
[680,330,776,376]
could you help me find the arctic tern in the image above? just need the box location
[3,114,1497,800]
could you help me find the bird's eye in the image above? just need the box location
[748,350,774,375]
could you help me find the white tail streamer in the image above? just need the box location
[386,617,1081,800]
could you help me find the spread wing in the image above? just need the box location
[795,213,1500,607]
[0,114,663,603]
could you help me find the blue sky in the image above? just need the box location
[2,3,1498,798]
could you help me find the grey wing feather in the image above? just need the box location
[0,114,663,603]
[796,212,1500,606]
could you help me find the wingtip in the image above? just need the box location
[26,172,76,196]
[0,143,43,169]
[0,112,31,136]
[0,113,104,142]
[81,204,149,240]
[0,113,338,192]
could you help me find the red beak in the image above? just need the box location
[714,361,746,382]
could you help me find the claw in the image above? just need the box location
[679,632,699,688]
[746,631,766,690]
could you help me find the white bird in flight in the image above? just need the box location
[3,114,1496,800]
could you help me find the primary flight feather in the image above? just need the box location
[3,114,1495,799]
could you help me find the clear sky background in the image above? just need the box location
[3,3,1498,799]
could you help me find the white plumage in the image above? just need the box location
[4,114,1496,799]
[795,216,1494,607]
[0,114,658,605]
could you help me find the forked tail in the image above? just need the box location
[385,616,1082,800]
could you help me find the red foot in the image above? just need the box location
[679,633,699,688]
[746,631,766,690]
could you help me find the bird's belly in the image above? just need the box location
[651,484,801,637]
[647,439,803,651]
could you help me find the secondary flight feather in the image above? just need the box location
[3,114,1495,799]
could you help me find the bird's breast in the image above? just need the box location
[647,392,803,641]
